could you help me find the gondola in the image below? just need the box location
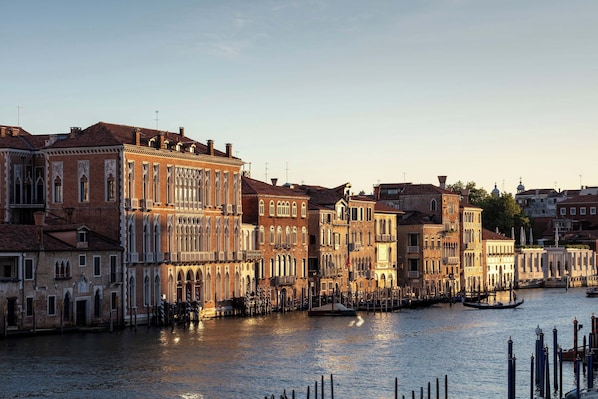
[462,298,524,309]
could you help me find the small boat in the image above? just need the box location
[565,388,598,399]
[462,299,524,309]
[586,287,598,297]
[308,303,357,317]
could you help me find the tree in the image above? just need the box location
[477,192,530,236]
[447,181,489,206]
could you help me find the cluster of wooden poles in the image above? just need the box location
[508,316,598,399]
[264,374,449,399]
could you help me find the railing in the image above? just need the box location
[376,234,396,242]
[443,256,459,265]
[408,270,420,278]
[408,245,419,253]
[270,275,296,286]
[245,250,262,260]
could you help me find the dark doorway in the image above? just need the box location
[76,300,87,326]
[7,298,17,326]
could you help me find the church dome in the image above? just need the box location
[491,183,500,197]
[517,179,525,193]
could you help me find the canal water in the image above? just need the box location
[1,287,597,399]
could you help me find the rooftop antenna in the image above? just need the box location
[265,162,268,182]
[580,174,583,189]
[403,172,406,183]
[285,162,289,183]
[155,110,159,129]
[17,105,23,126]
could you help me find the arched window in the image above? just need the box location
[144,275,150,307]
[54,176,63,203]
[154,275,161,306]
[259,200,265,216]
[129,276,136,308]
[80,175,89,202]
[430,199,437,212]
[269,201,275,216]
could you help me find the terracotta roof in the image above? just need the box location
[242,176,309,199]
[482,228,513,241]
[374,201,403,214]
[516,189,558,196]
[557,194,598,205]
[0,126,42,150]
[399,210,441,225]
[290,183,348,206]
[0,224,121,252]
[47,122,233,158]
[377,183,458,197]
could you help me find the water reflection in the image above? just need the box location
[1,288,596,398]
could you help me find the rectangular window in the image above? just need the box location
[24,259,34,280]
[110,255,118,283]
[111,292,118,310]
[591,207,597,215]
[26,297,33,316]
[409,258,419,272]
[580,207,587,215]
[560,208,566,216]
[570,207,576,216]
[48,296,56,316]
[79,254,87,267]
[93,256,101,277]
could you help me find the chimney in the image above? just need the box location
[207,139,214,156]
[134,128,141,146]
[461,189,470,204]
[159,131,165,149]
[438,175,447,189]
[10,128,19,137]
[226,143,232,158]
[0,126,5,137]
[33,211,46,226]
[271,178,278,186]
[70,127,81,138]
[179,127,185,137]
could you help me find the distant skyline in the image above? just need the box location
[2,1,596,195]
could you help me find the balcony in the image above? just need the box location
[245,250,262,260]
[407,245,419,253]
[270,275,296,287]
[408,270,420,278]
[349,243,362,251]
[376,234,396,242]
[128,252,139,263]
[443,256,459,265]
[141,199,153,211]
[125,198,139,210]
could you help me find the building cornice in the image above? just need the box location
[123,144,244,167]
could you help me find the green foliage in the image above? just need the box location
[446,180,488,206]
[448,180,529,235]
[477,192,530,234]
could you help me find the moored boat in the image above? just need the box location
[462,298,524,309]
[307,303,357,317]
[586,287,598,297]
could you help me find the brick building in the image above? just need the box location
[375,177,461,296]
[0,221,122,333]
[241,176,309,309]
[2,121,247,322]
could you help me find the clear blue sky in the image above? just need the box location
[2,1,596,195]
